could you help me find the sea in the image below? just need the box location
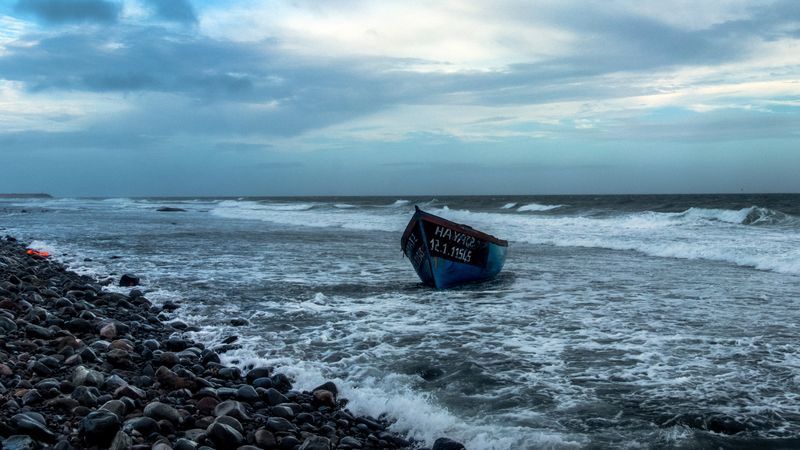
[1,194,799,449]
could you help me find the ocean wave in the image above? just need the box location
[430,208,800,275]
[517,203,563,212]
[677,206,795,226]
[209,200,799,275]
[211,200,404,231]
[386,199,410,208]
[501,203,517,209]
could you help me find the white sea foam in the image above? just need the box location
[501,202,518,209]
[517,203,563,212]
[211,200,406,231]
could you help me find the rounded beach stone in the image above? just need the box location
[214,399,250,420]
[122,416,159,435]
[196,396,219,414]
[1,435,37,450]
[119,274,140,287]
[100,399,127,419]
[298,436,331,450]
[108,430,133,450]
[205,421,244,449]
[79,410,121,446]
[338,436,363,449]
[214,415,244,434]
[144,401,183,424]
[254,428,277,448]
[236,385,258,401]
[10,413,57,442]
[266,417,295,433]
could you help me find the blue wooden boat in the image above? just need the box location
[401,206,508,289]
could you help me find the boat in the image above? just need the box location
[401,206,508,289]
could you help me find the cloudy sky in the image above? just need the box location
[1,0,798,196]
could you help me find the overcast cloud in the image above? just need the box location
[0,0,798,196]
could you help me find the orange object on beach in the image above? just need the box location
[26,249,50,257]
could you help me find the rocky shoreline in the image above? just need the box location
[0,236,466,450]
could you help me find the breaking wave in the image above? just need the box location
[209,200,799,275]
[517,203,563,212]
[678,206,796,226]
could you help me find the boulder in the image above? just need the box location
[118,274,140,287]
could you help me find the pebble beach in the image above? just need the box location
[0,235,464,450]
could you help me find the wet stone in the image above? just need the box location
[174,438,198,450]
[270,405,294,420]
[109,430,133,450]
[339,436,363,449]
[432,437,467,450]
[262,388,288,406]
[72,385,99,406]
[2,435,37,450]
[266,417,296,433]
[144,401,183,424]
[10,413,57,442]
[123,416,159,436]
[214,400,251,420]
[205,421,244,450]
[236,385,258,401]
[298,436,331,450]
[254,428,277,448]
[80,409,121,446]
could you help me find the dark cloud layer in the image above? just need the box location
[14,0,120,24]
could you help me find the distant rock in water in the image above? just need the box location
[156,207,187,212]
[119,274,140,287]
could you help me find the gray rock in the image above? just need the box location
[10,413,57,442]
[174,438,198,450]
[114,384,146,400]
[214,400,250,420]
[299,436,331,450]
[236,385,258,401]
[122,416,159,435]
[2,435,37,450]
[71,385,98,406]
[262,388,288,406]
[266,417,295,433]
[119,274,140,287]
[144,401,182,424]
[205,421,244,450]
[21,388,42,406]
[432,437,466,450]
[73,365,104,386]
[100,399,127,419]
[339,436,363,449]
[0,315,16,332]
[25,324,52,339]
[254,428,276,448]
[270,405,294,419]
[79,410,121,446]
[312,381,338,398]
[109,430,133,450]
[215,416,244,434]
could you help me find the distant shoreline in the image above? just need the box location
[0,193,52,199]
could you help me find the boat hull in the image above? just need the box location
[401,207,508,289]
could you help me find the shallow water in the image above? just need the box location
[2,194,800,449]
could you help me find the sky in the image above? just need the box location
[0,0,798,196]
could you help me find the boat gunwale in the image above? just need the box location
[401,207,508,248]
